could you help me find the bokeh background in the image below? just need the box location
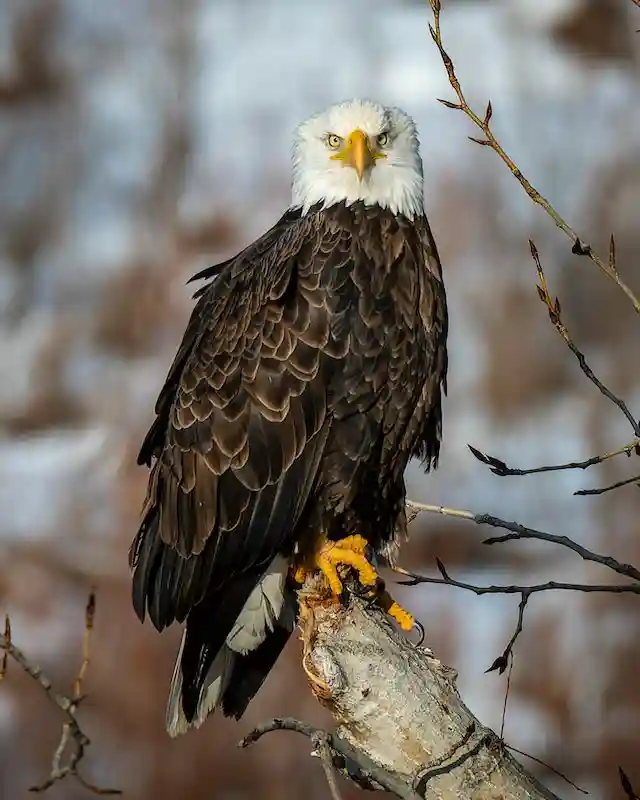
[1,0,640,797]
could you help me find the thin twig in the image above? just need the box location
[75,589,96,700]
[406,500,640,581]
[239,718,421,800]
[469,439,640,478]
[0,615,10,680]
[499,655,513,738]
[401,573,640,597]
[530,241,640,436]
[0,592,121,795]
[619,767,640,800]
[399,561,640,672]
[428,0,640,314]
[575,473,640,496]
[507,746,589,795]
[467,243,640,493]
[313,732,344,800]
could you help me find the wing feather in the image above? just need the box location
[130,209,334,634]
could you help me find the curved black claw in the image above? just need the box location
[412,618,425,647]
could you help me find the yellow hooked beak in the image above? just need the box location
[331,129,385,180]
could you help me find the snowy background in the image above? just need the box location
[1,0,640,798]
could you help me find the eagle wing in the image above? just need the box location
[130,210,337,635]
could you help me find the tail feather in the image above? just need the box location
[166,634,235,738]
[165,555,295,735]
[221,592,296,720]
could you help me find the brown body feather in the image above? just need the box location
[130,200,448,725]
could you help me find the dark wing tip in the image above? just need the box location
[186,258,233,286]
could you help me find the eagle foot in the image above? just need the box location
[293,534,414,632]
[293,534,376,595]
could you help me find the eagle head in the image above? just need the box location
[291,99,424,219]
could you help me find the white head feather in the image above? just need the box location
[291,99,424,219]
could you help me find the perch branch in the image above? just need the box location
[428,0,640,314]
[0,591,120,795]
[270,582,561,800]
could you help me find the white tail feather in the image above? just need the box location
[164,555,289,736]
[227,555,288,655]
[165,634,235,738]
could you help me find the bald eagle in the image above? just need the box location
[130,99,448,736]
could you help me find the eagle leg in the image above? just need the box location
[294,534,414,632]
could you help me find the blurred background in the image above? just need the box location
[1,0,639,797]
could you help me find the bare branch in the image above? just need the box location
[312,731,345,800]
[406,500,640,581]
[575,473,640,496]
[239,717,420,800]
[620,766,640,800]
[0,592,121,795]
[468,439,640,477]
[509,747,589,795]
[399,563,640,678]
[468,241,640,485]
[0,615,9,680]
[427,0,640,313]
[530,241,640,435]
[401,572,640,598]
[74,588,96,700]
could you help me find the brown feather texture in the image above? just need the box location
[130,190,448,733]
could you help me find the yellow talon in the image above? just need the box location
[375,586,415,631]
[294,534,377,594]
[386,601,414,632]
[293,533,415,633]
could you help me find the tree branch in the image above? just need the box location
[529,240,640,436]
[406,500,640,582]
[397,559,640,673]
[245,491,640,800]
[240,716,420,800]
[429,2,640,486]
[467,242,640,489]
[265,582,562,800]
[427,0,640,314]
[574,473,640,496]
[467,439,639,478]
[0,591,120,795]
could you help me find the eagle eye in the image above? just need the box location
[376,132,389,147]
[326,134,342,149]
